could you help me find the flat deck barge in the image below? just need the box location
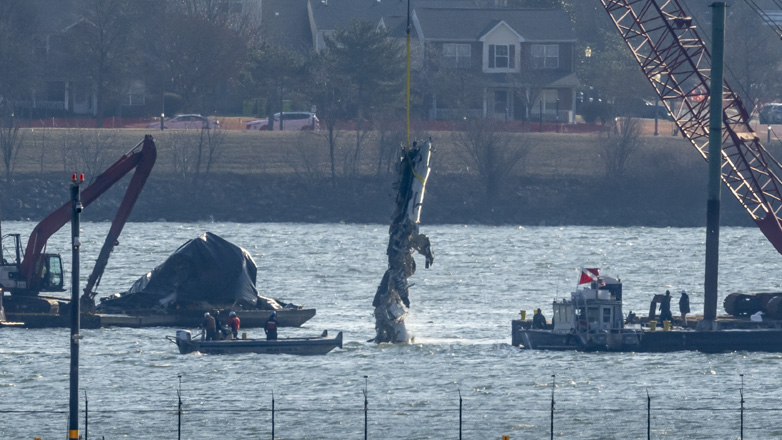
[5,308,316,329]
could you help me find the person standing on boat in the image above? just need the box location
[201,312,217,341]
[660,290,673,323]
[532,308,547,329]
[227,311,241,339]
[679,290,691,326]
[265,311,278,341]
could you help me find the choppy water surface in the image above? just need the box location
[2,222,782,439]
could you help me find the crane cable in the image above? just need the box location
[678,2,782,171]
[743,0,782,38]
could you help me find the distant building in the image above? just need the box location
[303,0,578,122]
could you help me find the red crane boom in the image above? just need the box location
[18,135,156,300]
[599,0,782,254]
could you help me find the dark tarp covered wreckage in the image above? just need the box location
[98,232,277,312]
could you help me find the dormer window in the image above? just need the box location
[532,44,559,69]
[489,44,514,69]
[443,43,471,68]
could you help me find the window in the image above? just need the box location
[125,80,145,106]
[532,44,559,69]
[488,44,515,69]
[443,43,471,68]
[602,307,612,323]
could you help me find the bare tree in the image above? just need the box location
[163,127,226,187]
[57,128,118,178]
[453,119,532,199]
[324,21,404,177]
[603,116,643,178]
[0,0,39,118]
[64,0,149,127]
[0,116,22,183]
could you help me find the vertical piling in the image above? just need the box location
[272,391,275,439]
[458,389,462,440]
[646,389,651,440]
[84,391,88,440]
[177,375,182,440]
[68,173,84,440]
[363,376,368,440]
[550,374,555,440]
[740,374,744,440]
[703,1,726,326]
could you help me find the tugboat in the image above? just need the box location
[512,268,641,351]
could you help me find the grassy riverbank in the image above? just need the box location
[0,125,762,226]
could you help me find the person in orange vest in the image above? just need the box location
[227,311,241,339]
[264,311,278,341]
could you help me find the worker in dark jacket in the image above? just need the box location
[532,308,547,329]
[679,290,691,325]
[264,311,278,341]
[201,312,217,341]
[660,290,673,323]
[227,311,241,339]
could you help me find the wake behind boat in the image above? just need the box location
[169,329,343,355]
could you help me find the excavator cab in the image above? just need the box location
[0,234,63,294]
[34,254,64,292]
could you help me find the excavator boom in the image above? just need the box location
[18,135,157,297]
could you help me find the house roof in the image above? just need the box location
[308,0,480,36]
[260,0,313,54]
[414,7,576,42]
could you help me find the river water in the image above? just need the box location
[2,221,782,439]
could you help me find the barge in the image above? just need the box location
[5,307,316,329]
[512,269,782,353]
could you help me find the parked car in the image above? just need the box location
[146,114,221,130]
[760,103,782,124]
[246,112,320,131]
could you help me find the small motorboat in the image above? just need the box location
[168,329,343,355]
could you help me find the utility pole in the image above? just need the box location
[68,173,84,440]
[702,1,726,329]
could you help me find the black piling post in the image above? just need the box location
[68,173,84,440]
[458,389,462,440]
[363,376,368,440]
[550,374,555,440]
[539,100,543,132]
[84,390,88,440]
[177,374,182,440]
[646,389,650,440]
[272,390,275,439]
[740,374,744,440]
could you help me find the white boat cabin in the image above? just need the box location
[551,276,625,334]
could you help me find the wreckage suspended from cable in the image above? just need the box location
[372,138,434,344]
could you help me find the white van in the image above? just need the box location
[246,112,320,131]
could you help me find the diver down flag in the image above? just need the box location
[578,268,600,285]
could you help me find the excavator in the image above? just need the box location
[0,135,156,320]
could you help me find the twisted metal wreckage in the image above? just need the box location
[372,139,434,343]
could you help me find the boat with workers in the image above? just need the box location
[169,329,343,355]
[512,268,782,353]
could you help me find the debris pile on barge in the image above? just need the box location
[96,232,312,324]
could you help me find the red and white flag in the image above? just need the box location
[578,268,600,285]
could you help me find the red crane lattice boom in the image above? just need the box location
[599,0,782,254]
